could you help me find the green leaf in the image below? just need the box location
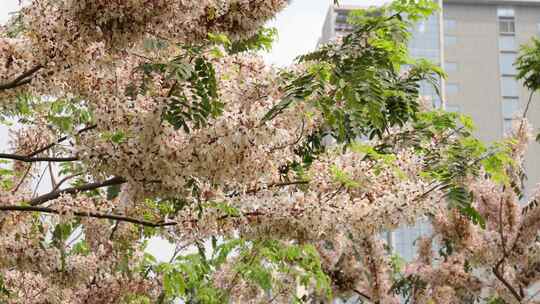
[446,186,486,229]
[516,37,540,92]
[0,273,10,297]
[110,131,126,144]
[459,204,486,229]
[227,27,278,54]
[107,184,121,199]
[459,114,475,131]
[163,269,186,297]
[208,33,231,46]
[71,240,90,256]
[330,165,361,188]
[161,52,222,132]
[49,116,73,132]
[481,150,513,185]
[53,222,76,245]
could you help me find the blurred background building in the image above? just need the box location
[319,0,540,261]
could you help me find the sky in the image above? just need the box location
[0,0,388,261]
[263,0,389,66]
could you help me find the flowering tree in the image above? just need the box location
[0,0,539,303]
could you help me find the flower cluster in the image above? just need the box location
[2,0,540,303]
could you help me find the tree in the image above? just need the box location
[0,0,538,303]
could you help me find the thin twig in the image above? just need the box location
[30,176,126,206]
[32,165,48,198]
[48,162,57,188]
[109,221,121,240]
[0,205,176,227]
[493,262,523,302]
[66,229,84,248]
[498,192,507,256]
[517,91,535,135]
[352,288,373,302]
[522,91,535,120]
[490,188,524,302]
[0,153,79,163]
[27,124,97,157]
[11,164,32,193]
[51,172,83,192]
[0,64,43,91]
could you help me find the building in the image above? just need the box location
[443,0,540,197]
[319,0,540,261]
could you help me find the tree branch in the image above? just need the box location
[0,125,97,163]
[0,153,79,163]
[353,288,373,303]
[0,65,43,91]
[27,124,97,157]
[11,164,32,193]
[493,262,523,302]
[491,188,523,302]
[30,176,126,206]
[0,205,176,228]
[51,172,83,192]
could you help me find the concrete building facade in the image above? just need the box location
[320,0,540,260]
[443,0,540,196]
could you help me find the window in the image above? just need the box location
[502,98,520,119]
[499,18,516,35]
[446,83,460,95]
[497,7,515,18]
[500,53,517,75]
[445,61,458,72]
[499,36,516,51]
[445,35,457,46]
[502,97,520,134]
[444,19,457,31]
[503,119,516,134]
[501,76,519,97]
[498,7,515,35]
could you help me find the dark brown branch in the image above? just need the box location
[30,176,126,206]
[491,187,523,302]
[11,164,32,193]
[517,91,535,136]
[493,262,523,302]
[352,288,373,302]
[28,124,97,157]
[522,90,535,120]
[51,173,83,192]
[0,124,100,164]
[0,153,79,163]
[0,205,176,228]
[498,194,507,256]
[0,125,97,163]
[0,64,43,91]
